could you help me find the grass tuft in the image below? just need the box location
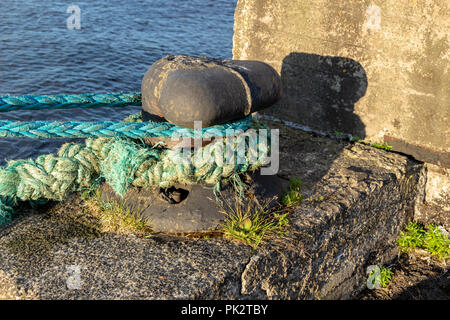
[221,196,289,249]
[84,189,151,235]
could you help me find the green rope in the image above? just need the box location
[0,92,141,112]
[0,128,269,225]
[0,134,268,200]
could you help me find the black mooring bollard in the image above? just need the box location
[141,55,281,128]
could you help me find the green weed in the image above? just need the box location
[371,142,393,151]
[397,221,426,252]
[423,225,450,260]
[398,222,449,260]
[308,195,324,203]
[281,178,304,207]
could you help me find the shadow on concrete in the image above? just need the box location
[357,253,450,300]
[278,52,367,138]
[393,274,450,300]
[270,52,368,190]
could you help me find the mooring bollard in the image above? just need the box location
[133,55,284,231]
[141,55,282,128]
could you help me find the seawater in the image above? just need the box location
[0,0,237,164]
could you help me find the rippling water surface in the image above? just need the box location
[0,0,237,164]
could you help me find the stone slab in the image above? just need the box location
[0,122,423,299]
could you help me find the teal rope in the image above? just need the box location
[0,92,141,112]
[0,92,252,138]
[0,116,252,139]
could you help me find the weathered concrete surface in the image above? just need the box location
[0,208,250,299]
[99,173,286,233]
[0,122,422,299]
[414,164,450,230]
[232,0,449,167]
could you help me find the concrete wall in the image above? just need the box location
[232,0,449,168]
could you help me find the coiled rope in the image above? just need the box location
[0,92,270,226]
[0,125,269,225]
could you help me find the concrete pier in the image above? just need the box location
[0,123,422,299]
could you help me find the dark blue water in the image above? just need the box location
[0,0,237,164]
